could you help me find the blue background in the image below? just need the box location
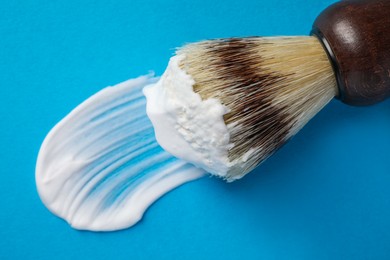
[1,0,389,259]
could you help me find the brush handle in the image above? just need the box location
[312,0,390,106]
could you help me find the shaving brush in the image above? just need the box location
[34,0,390,231]
[169,0,390,181]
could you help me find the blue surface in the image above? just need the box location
[1,0,389,259]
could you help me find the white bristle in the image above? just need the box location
[178,36,338,180]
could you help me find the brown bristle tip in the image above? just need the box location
[177,36,337,180]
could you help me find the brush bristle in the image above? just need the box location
[177,36,337,180]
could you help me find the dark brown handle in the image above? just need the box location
[312,0,390,106]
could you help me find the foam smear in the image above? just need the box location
[36,75,205,231]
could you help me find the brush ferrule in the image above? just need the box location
[311,28,343,101]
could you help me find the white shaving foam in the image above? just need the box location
[36,75,205,231]
[143,55,233,178]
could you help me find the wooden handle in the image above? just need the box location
[312,0,390,106]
